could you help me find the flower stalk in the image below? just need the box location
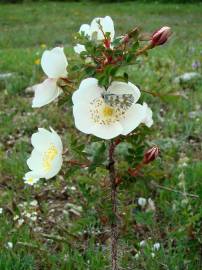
[107,140,118,270]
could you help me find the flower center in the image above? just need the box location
[102,106,114,117]
[43,144,58,172]
[90,97,126,125]
[27,177,34,184]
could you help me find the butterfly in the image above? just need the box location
[101,92,135,110]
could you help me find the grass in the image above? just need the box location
[0,1,202,269]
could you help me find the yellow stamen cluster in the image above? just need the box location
[90,98,126,125]
[27,177,34,184]
[102,106,114,117]
[43,144,58,172]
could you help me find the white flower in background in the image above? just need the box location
[72,78,150,140]
[75,16,115,54]
[41,47,68,79]
[24,128,63,184]
[142,102,153,127]
[30,215,37,222]
[79,16,115,42]
[153,242,160,251]
[32,47,68,108]
[74,44,86,54]
[139,240,146,247]
[79,24,91,36]
[23,171,40,186]
[30,200,38,207]
[6,242,13,249]
[138,197,147,207]
[0,208,3,214]
[146,198,156,212]
[134,251,140,259]
[17,218,24,226]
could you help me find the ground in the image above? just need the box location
[0,1,202,270]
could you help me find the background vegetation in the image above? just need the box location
[0,1,202,269]
[1,0,202,4]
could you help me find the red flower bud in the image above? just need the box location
[123,35,129,43]
[151,26,171,46]
[143,146,159,164]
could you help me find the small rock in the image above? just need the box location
[138,197,147,207]
[6,242,13,249]
[25,86,34,94]
[0,72,13,80]
[174,72,201,83]
[139,240,146,247]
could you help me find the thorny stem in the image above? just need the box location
[107,140,118,270]
[66,159,90,168]
[135,43,153,56]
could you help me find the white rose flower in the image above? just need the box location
[24,128,63,184]
[153,242,160,251]
[6,242,13,249]
[146,198,156,212]
[74,44,86,54]
[142,102,153,127]
[79,24,91,36]
[134,251,140,259]
[30,200,38,206]
[139,240,146,247]
[90,16,115,41]
[79,16,115,42]
[18,218,24,226]
[32,47,68,108]
[41,47,68,79]
[138,197,147,207]
[72,78,150,140]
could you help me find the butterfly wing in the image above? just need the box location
[103,93,134,110]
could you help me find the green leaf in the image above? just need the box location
[131,41,139,53]
[85,66,96,77]
[125,54,133,63]
[123,72,129,82]
[97,75,110,88]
